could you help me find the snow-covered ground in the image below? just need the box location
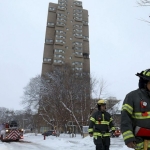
[0,133,132,150]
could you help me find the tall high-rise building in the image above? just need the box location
[41,0,90,75]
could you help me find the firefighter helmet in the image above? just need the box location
[97,99,106,105]
[136,69,150,81]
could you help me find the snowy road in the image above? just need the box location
[0,140,54,150]
[110,137,124,149]
[0,134,128,150]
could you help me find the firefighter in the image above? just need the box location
[88,99,115,150]
[121,69,150,150]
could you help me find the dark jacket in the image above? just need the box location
[121,88,150,148]
[88,110,115,137]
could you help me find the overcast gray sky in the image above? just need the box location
[0,0,150,110]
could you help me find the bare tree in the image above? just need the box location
[22,65,93,134]
[107,101,121,127]
[137,0,150,23]
[22,65,119,134]
[138,0,150,6]
[0,106,37,133]
[89,78,109,117]
[22,75,41,111]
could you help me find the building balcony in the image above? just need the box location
[74,17,82,22]
[43,58,52,64]
[55,39,65,45]
[72,61,83,67]
[54,54,65,59]
[59,0,67,2]
[58,2,67,7]
[74,33,83,39]
[56,30,66,35]
[56,34,66,39]
[74,9,83,14]
[73,28,82,33]
[53,59,64,65]
[72,67,83,72]
[49,7,56,12]
[83,53,89,59]
[57,5,66,11]
[47,22,55,28]
[82,21,88,26]
[73,46,83,51]
[73,13,82,17]
[45,39,54,44]
[75,52,83,58]
[73,41,83,47]
[73,24,83,29]
[54,49,65,54]
[57,13,67,18]
[74,1,82,7]
[83,36,89,41]
[56,21,66,27]
[57,17,67,22]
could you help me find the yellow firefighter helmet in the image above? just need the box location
[97,99,106,105]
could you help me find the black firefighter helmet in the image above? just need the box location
[136,69,150,89]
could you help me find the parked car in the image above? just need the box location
[111,127,121,137]
[42,130,57,136]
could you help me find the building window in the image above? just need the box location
[43,58,52,62]
[57,13,67,18]
[74,9,83,13]
[83,53,89,59]
[72,62,83,65]
[58,6,66,10]
[47,22,55,27]
[56,21,66,27]
[56,30,66,34]
[45,39,53,44]
[74,24,82,29]
[74,33,83,38]
[58,2,67,7]
[55,39,65,45]
[54,54,64,59]
[73,13,82,17]
[56,35,66,39]
[82,21,88,25]
[76,72,82,76]
[75,52,82,56]
[49,7,56,12]
[54,49,65,53]
[73,46,82,51]
[57,17,66,22]
[54,59,64,64]
[74,17,82,22]
[73,41,82,46]
[73,1,82,7]
[59,0,67,2]
[74,29,82,33]
[75,67,82,71]
[83,36,89,41]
